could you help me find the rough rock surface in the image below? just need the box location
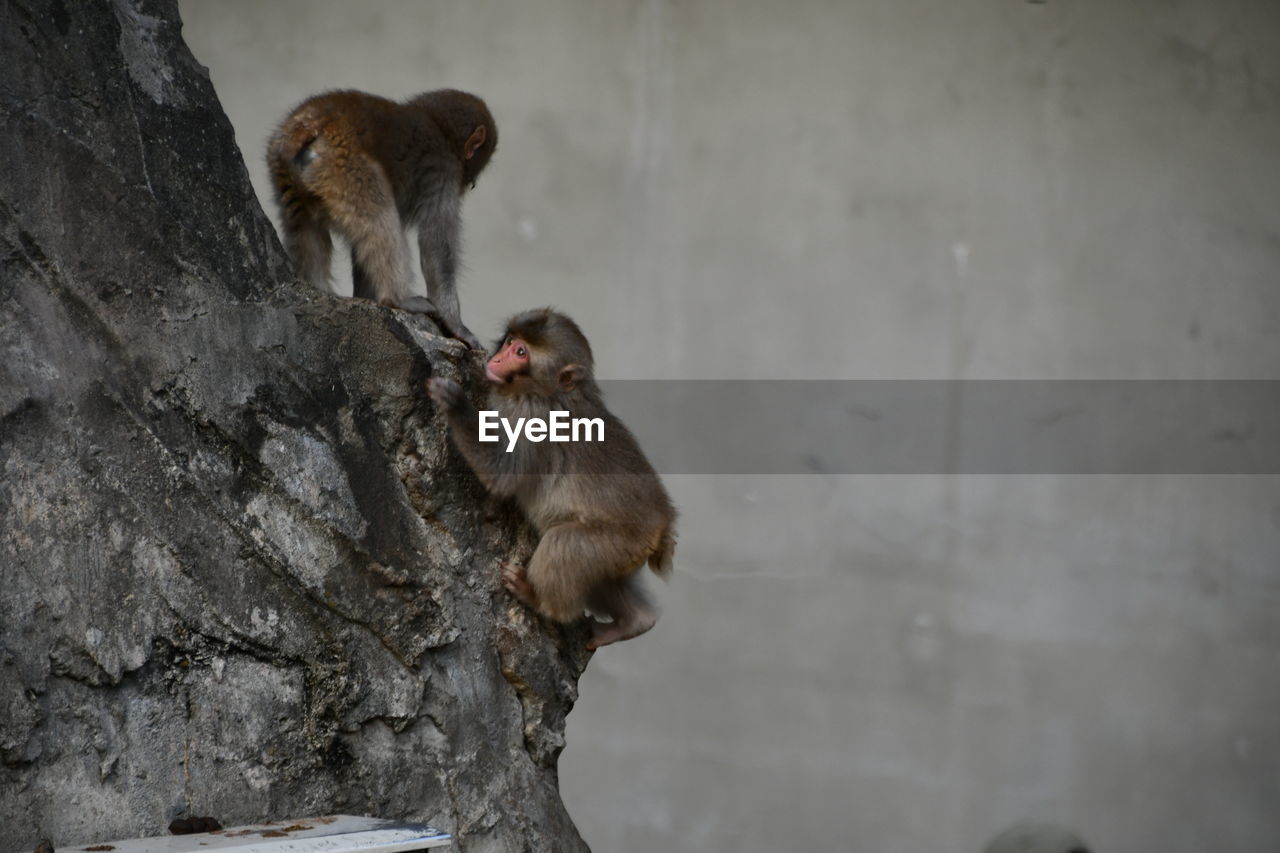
[0,1,591,850]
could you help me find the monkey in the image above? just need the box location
[427,309,676,649]
[267,88,496,349]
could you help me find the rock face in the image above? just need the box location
[0,1,590,850]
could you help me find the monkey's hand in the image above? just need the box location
[427,377,465,411]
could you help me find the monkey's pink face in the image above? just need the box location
[486,336,530,384]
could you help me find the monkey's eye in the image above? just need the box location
[515,346,527,358]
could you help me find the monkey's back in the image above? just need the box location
[267,90,455,213]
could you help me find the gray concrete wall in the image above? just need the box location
[178,2,1280,850]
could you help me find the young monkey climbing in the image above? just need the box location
[268,88,496,349]
[428,309,676,649]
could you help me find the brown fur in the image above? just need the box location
[428,309,676,649]
[267,89,497,348]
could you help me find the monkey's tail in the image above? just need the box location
[267,122,327,232]
[648,526,675,579]
[267,109,330,195]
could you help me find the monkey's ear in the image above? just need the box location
[464,125,486,160]
[558,364,587,393]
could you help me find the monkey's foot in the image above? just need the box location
[396,298,481,349]
[438,319,482,350]
[396,295,444,319]
[586,609,657,650]
[394,296,465,342]
[454,325,483,351]
[500,561,538,608]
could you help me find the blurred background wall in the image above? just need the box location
[177,2,1280,850]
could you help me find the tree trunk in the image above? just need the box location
[0,1,591,850]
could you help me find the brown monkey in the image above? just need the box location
[267,89,496,348]
[427,309,676,649]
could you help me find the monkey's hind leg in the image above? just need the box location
[269,138,336,294]
[513,522,655,648]
[352,254,433,314]
[275,192,335,294]
[314,154,417,309]
[502,559,654,649]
